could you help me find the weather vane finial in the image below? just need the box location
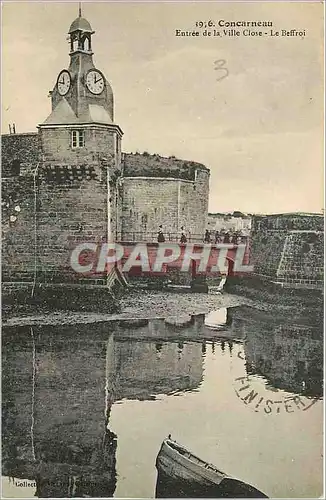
[78,2,82,17]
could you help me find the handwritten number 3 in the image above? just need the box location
[214,60,229,82]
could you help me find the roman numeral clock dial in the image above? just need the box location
[57,70,71,96]
[86,69,105,95]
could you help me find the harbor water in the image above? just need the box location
[2,306,323,498]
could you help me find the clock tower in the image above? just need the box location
[39,6,122,163]
[37,8,123,284]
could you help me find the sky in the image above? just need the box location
[1,1,324,214]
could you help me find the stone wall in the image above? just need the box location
[120,153,209,239]
[1,133,41,176]
[1,131,123,286]
[39,126,121,169]
[251,230,287,278]
[37,163,109,283]
[277,231,324,284]
[2,135,210,286]
[2,176,36,281]
[252,213,324,232]
[250,213,324,287]
[2,167,111,284]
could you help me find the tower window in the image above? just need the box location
[71,130,85,148]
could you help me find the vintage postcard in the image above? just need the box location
[1,1,324,499]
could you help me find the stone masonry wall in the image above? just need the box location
[39,125,122,239]
[120,164,209,240]
[36,163,110,283]
[2,129,123,285]
[39,126,120,168]
[251,214,324,286]
[251,230,287,278]
[2,176,36,281]
[252,213,324,232]
[2,170,110,283]
[277,231,324,283]
[2,134,209,283]
[1,133,41,176]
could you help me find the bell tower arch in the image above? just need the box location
[69,4,94,54]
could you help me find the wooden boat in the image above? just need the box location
[155,437,268,498]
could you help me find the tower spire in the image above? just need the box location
[78,2,82,17]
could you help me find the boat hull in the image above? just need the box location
[155,469,222,498]
[156,440,225,487]
[155,440,268,498]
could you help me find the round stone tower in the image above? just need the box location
[120,152,210,242]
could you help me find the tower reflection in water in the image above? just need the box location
[2,322,203,498]
[2,330,117,498]
[2,308,322,498]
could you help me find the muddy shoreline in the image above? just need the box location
[3,291,253,327]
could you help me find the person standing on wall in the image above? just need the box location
[223,232,230,243]
[204,229,211,243]
[180,226,187,243]
[157,225,165,242]
[214,230,221,244]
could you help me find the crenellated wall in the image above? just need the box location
[1,130,123,286]
[2,165,112,284]
[2,136,210,286]
[36,163,110,283]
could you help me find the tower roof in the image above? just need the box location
[68,16,93,34]
[41,97,114,126]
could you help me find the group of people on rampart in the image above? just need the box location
[157,226,246,244]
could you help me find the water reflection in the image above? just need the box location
[2,324,204,498]
[205,308,227,328]
[2,333,118,498]
[107,337,203,402]
[2,305,323,498]
[228,306,323,397]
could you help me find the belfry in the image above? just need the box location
[39,6,123,165]
[1,6,210,306]
[34,7,124,288]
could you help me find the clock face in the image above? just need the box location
[86,70,105,95]
[57,70,71,96]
